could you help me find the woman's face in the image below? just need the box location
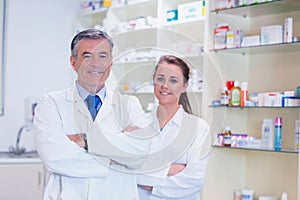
[70,39,112,94]
[153,61,188,106]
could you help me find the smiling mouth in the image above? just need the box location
[160,91,171,95]
[89,70,106,74]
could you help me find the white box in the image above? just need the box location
[178,1,204,20]
[226,31,235,48]
[261,25,283,45]
[241,35,260,47]
[284,18,293,43]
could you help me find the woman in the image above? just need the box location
[136,55,210,200]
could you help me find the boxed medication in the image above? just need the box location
[241,35,260,47]
[178,1,205,20]
[261,25,283,45]
[284,17,293,43]
[214,24,229,49]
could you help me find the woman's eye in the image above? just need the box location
[156,77,164,83]
[170,79,178,84]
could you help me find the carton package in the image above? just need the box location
[178,1,204,20]
[261,25,283,45]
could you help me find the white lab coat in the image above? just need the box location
[136,107,210,200]
[34,84,150,200]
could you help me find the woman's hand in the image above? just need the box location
[68,133,86,148]
[167,164,186,176]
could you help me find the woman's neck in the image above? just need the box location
[157,104,180,129]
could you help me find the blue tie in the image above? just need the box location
[86,95,101,120]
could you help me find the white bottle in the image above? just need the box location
[295,120,300,151]
[261,118,274,149]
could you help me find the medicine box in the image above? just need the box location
[241,35,260,47]
[178,1,204,20]
[261,25,283,45]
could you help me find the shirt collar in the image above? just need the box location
[152,105,183,129]
[75,81,106,102]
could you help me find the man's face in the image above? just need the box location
[70,39,112,94]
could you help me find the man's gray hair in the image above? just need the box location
[71,29,114,58]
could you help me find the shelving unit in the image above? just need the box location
[75,0,206,113]
[203,0,300,199]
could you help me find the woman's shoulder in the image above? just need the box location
[182,111,208,127]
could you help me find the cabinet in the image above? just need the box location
[0,163,45,200]
[203,1,300,199]
[75,0,206,116]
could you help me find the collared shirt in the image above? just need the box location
[149,106,182,154]
[75,81,106,110]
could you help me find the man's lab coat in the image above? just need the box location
[34,84,150,200]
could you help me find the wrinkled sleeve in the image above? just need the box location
[150,119,211,198]
[34,94,109,178]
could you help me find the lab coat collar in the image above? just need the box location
[67,83,115,122]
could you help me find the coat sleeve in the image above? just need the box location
[150,119,211,198]
[34,93,110,178]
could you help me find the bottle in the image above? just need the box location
[223,126,232,147]
[240,82,248,107]
[230,81,241,106]
[220,86,229,106]
[295,120,300,151]
[274,117,282,151]
[261,118,274,149]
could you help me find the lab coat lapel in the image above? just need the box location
[94,89,113,122]
[68,85,94,132]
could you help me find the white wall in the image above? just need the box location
[0,0,80,150]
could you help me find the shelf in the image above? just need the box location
[211,0,300,17]
[209,105,300,108]
[214,145,298,154]
[212,41,300,55]
[161,17,205,27]
[110,0,155,10]
[79,7,108,17]
[113,26,157,37]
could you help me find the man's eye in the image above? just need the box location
[83,54,92,59]
[99,54,108,59]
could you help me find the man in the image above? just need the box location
[34,29,150,200]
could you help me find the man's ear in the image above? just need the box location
[70,55,77,72]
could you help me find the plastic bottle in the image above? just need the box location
[274,117,282,151]
[295,120,300,151]
[261,119,274,149]
[223,126,232,147]
[230,81,241,106]
[240,82,248,107]
[220,86,229,106]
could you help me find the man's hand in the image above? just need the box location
[167,164,186,176]
[140,185,153,191]
[123,125,139,132]
[68,133,86,148]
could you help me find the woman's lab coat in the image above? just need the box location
[136,106,210,200]
[34,84,149,200]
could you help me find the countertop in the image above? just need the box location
[0,157,42,164]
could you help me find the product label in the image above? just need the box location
[231,89,241,106]
[224,135,232,146]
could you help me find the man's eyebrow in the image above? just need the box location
[82,51,92,56]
